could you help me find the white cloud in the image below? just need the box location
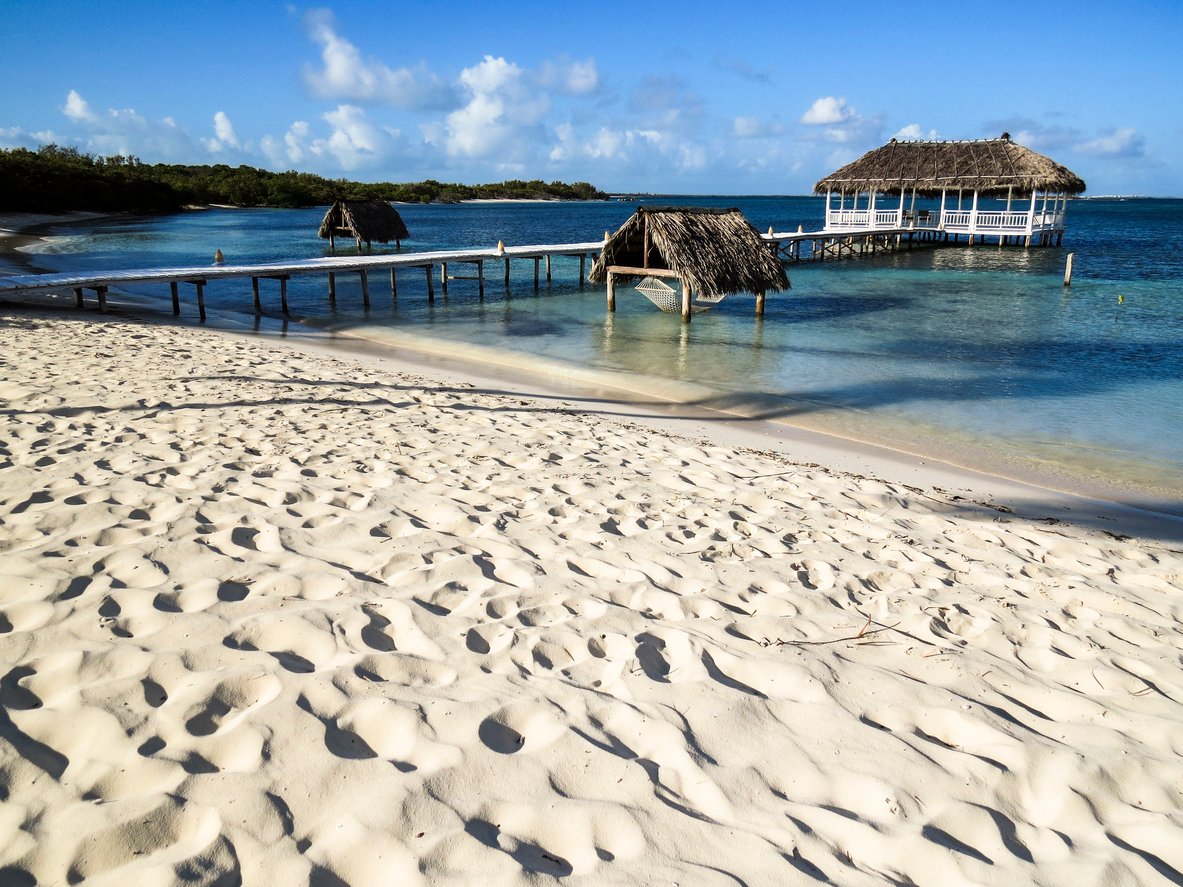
[893,123,938,141]
[213,111,240,147]
[205,111,243,153]
[308,104,400,170]
[733,115,784,139]
[1076,127,1145,157]
[539,58,600,96]
[63,89,97,123]
[800,96,851,126]
[443,56,549,159]
[51,90,204,160]
[302,9,455,109]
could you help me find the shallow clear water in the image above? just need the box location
[22,197,1183,510]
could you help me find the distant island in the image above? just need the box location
[0,145,608,213]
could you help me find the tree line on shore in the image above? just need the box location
[0,145,608,213]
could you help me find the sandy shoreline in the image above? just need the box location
[2,305,1182,884]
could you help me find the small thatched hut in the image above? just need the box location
[318,200,410,252]
[589,207,790,321]
[813,134,1086,245]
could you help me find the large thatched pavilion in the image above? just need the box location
[589,207,790,322]
[814,134,1086,246]
[318,200,410,252]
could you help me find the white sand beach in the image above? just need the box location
[2,307,1182,885]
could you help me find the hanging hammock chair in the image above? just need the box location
[634,276,727,314]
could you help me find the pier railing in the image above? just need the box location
[826,208,1067,236]
[825,209,904,230]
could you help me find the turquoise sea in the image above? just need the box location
[15,197,1183,514]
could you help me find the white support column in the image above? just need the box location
[898,189,905,227]
[970,190,980,237]
[826,189,833,228]
[940,188,947,229]
[1028,191,1038,233]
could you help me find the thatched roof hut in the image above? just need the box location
[814,134,1086,197]
[589,207,789,320]
[318,200,410,251]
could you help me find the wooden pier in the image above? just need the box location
[763,225,958,264]
[0,241,603,317]
[0,222,1064,319]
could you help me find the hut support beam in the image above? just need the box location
[169,282,179,315]
[74,287,84,309]
[681,282,691,323]
[755,291,766,317]
[606,270,616,311]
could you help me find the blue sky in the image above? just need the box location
[3,0,1180,195]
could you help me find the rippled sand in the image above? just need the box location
[2,309,1181,885]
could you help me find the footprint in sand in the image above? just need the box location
[478,702,567,755]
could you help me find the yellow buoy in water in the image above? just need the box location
[1117,294,1125,304]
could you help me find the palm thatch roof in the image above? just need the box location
[589,207,790,294]
[814,135,1086,196]
[317,200,410,244]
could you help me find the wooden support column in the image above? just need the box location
[606,270,616,311]
[441,262,449,295]
[680,281,692,324]
[359,269,370,309]
[252,277,261,313]
[168,281,179,315]
[279,277,289,314]
[504,257,511,288]
[755,291,766,317]
[328,272,337,304]
[477,260,485,299]
[96,285,108,313]
[545,255,552,284]
[73,287,84,309]
[193,281,206,321]
[425,265,434,302]
[533,257,540,289]
[578,254,586,285]
[389,268,397,300]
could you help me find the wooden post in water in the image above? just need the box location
[606,270,616,312]
[755,291,766,317]
[279,277,289,314]
[96,285,108,313]
[504,257,511,288]
[545,255,552,285]
[74,287,84,309]
[441,262,449,295]
[389,268,397,301]
[477,260,485,299]
[359,269,370,308]
[252,278,261,313]
[533,257,540,289]
[328,272,337,304]
[578,254,586,285]
[169,281,180,315]
[680,280,692,324]
[1064,252,1075,287]
[425,266,434,302]
[194,281,206,321]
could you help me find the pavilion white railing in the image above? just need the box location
[824,206,1067,235]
